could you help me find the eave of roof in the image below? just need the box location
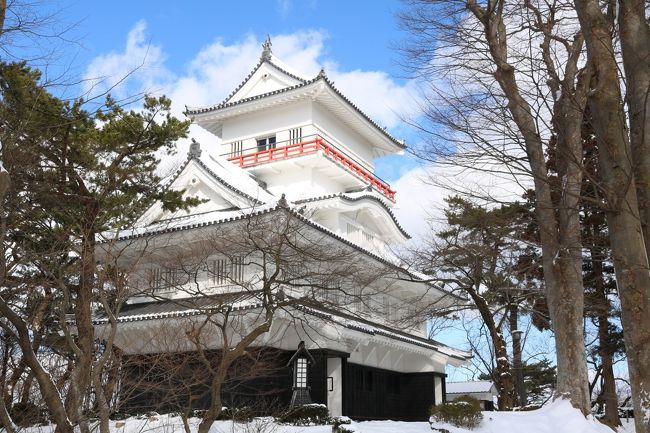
[93,296,471,361]
[294,193,411,239]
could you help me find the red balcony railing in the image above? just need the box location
[226,135,396,201]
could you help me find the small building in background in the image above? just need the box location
[446,381,498,411]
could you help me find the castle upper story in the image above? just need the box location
[185,37,405,204]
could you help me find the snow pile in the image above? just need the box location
[17,401,636,433]
[427,400,632,433]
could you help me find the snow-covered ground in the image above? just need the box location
[17,401,636,433]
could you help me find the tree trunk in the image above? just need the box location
[465,287,513,410]
[0,302,74,433]
[575,2,650,431]
[465,0,590,413]
[588,222,620,427]
[619,0,650,258]
[65,202,99,433]
[197,366,228,433]
[508,305,527,407]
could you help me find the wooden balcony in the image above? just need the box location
[225,135,396,201]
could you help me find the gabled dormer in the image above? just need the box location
[133,140,274,228]
[225,38,308,104]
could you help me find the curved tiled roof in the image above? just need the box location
[294,193,410,239]
[127,152,268,229]
[185,76,319,114]
[192,156,266,205]
[106,200,463,301]
[185,73,406,151]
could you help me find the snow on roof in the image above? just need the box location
[102,204,280,242]
[307,306,471,360]
[446,380,496,394]
[195,147,275,204]
[294,192,410,239]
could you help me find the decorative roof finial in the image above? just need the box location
[317,67,327,79]
[189,138,202,158]
[278,193,288,208]
[261,35,273,62]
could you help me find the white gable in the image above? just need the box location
[228,61,305,104]
[135,149,275,227]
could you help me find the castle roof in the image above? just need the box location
[185,38,405,155]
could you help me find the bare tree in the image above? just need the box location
[573,1,650,431]
[399,0,592,413]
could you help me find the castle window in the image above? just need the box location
[256,135,276,152]
[148,268,186,292]
[209,256,245,285]
[231,256,245,282]
[289,127,302,144]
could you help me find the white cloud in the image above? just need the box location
[83,23,421,145]
[392,163,531,241]
[84,22,527,238]
[83,20,170,101]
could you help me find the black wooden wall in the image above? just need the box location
[343,362,435,421]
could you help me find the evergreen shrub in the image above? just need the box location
[277,403,330,425]
[430,395,483,429]
[332,416,356,433]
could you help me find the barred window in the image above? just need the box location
[231,256,245,282]
[210,258,228,285]
[289,127,302,144]
[209,256,245,285]
[148,268,185,292]
[230,141,243,157]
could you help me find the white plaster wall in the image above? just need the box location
[327,358,343,417]
[312,103,374,171]
[434,376,444,405]
[221,100,312,149]
[263,166,347,201]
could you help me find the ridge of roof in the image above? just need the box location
[294,192,411,239]
[318,75,406,150]
[221,59,263,105]
[185,76,318,115]
[209,57,308,108]
[192,154,269,205]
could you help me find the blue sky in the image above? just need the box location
[10,0,546,374]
